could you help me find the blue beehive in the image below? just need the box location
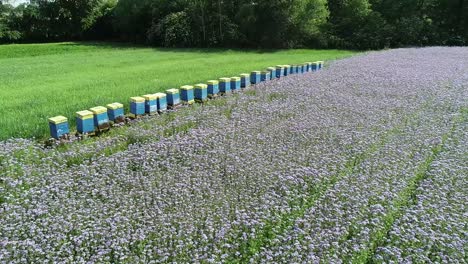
[166,89,180,107]
[318,61,324,69]
[130,97,145,116]
[261,71,270,82]
[106,102,124,123]
[180,85,195,105]
[240,74,250,88]
[155,93,167,112]
[143,94,158,115]
[90,106,110,130]
[305,62,312,72]
[311,62,319,71]
[267,67,276,80]
[219,78,231,94]
[283,65,290,76]
[276,65,284,78]
[76,110,95,134]
[207,80,219,97]
[194,84,208,102]
[48,116,69,139]
[231,77,241,91]
[250,71,261,84]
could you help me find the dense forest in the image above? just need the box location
[0,0,467,49]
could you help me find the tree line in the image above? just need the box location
[1,0,467,49]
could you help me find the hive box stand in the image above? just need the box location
[130,97,145,117]
[90,106,110,131]
[106,103,125,124]
[219,78,231,95]
[194,84,208,103]
[144,94,158,115]
[230,77,241,92]
[155,93,167,112]
[76,110,95,134]
[250,71,261,84]
[166,89,181,109]
[207,80,219,98]
[240,74,250,88]
[48,116,70,140]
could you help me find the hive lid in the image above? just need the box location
[251,71,261,74]
[89,106,107,114]
[48,115,68,124]
[267,67,276,70]
[240,73,250,78]
[207,80,219,85]
[106,102,124,110]
[130,96,145,103]
[275,65,285,68]
[312,61,320,65]
[219,77,231,82]
[261,70,270,74]
[230,77,241,81]
[180,85,194,90]
[195,84,207,89]
[305,62,313,64]
[143,94,158,100]
[154,92,167,98]
[166,88,179,94]
[76,110,94,119]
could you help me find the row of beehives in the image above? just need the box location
[48,61,324,140]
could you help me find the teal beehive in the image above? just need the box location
[155,93,167,112]
[207,80,219,98]
[240,74,250,88]
[90,106,110,131]
[194,84,208,103]
[48,116,69,139]
[106,103,125,123]
[219,78,231,94]
[76,110,95,134]
[230,77,241,91]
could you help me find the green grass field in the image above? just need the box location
[0,42,357,140]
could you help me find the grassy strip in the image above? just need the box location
[0,42,356,139]
[350,108,467,264]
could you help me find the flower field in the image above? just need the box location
[1,47,467,263]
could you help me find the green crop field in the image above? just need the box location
[0,42,356,140]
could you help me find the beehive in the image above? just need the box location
[305,62,312,72]
[275,65,284,78]
[219,78,231,94]
[130,96,145,116]
[90,106,110,131]
[261,71,270,82]
[267,67,276,79]
[230,77,241,91]
[311,62,319,71]
[250,71,261,84]
[155,93,167,112]
[106,102,124,123]
[240,74,250,88]
[48,116,69,139]
[166,88,180,107]
[318,61,324,69]
[207,80,219,97]
[180,85,195,105]
[194,84,208,102]
[143,94,158,115]
[289,64,294,74]
[283,65,290,76]
[76,110,95,134]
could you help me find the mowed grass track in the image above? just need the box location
[0,42,356,140]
